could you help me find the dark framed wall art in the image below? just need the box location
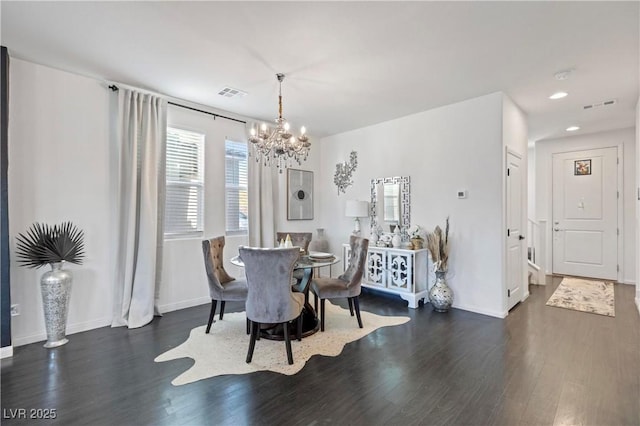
[574,159,591,175]
[287,169,313,220]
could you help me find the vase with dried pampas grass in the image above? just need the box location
[426,217,450,272]
[426,217,453,312]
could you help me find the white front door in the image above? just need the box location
[506,150,524,310]
[552,147,618,280]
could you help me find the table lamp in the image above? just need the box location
[345,200,369,236]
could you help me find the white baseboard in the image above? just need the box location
[521,291,530,302]
[1,345,13,359]
[158,296,209,314]
[13,332,46,347]
[451,302,507,319]
[13,316,111,347]
[622,279,636,285]
[636,297,640,316]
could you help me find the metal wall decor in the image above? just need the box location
[334,151,358,195]
[287,169,314,220]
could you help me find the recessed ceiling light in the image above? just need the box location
[566,126,580,132]
[549,92,568,100]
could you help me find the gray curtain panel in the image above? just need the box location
[112,88,167,328]
[247,122,277,248]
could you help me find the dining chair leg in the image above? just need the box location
[353,296,363,328]
[348,298,354,316]
[219,301,226,320]
[246,321,259,363]
[320,299,326,332]
[297,315,302,341]
[206,299,217,334]
[246,318,250,335]
[283,321,294,365]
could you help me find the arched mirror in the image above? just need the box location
[370,176,410,236]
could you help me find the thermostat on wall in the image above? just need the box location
[457,190,467,199]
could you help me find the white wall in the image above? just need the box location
[8,59,115,346]
[636,97,639,310]
[318,92,513,318]
[161,106,323,312]
[527,146,536,219]
[535,127,637,284]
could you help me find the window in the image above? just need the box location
[164,128,205,238]
[225,140,248,235]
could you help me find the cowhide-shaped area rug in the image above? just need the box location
[155,302,410,385]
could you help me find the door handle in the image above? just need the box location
[554,228,563,232]
[518,235,525,240]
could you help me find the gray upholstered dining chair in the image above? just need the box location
[202,236,248,334]
[276,232,312,290]
[310,236,369,331]
[240,246,305,365]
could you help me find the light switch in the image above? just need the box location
[457,190,467,199]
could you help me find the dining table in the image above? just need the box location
[231,251,341,340]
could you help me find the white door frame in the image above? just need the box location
[549,144,624,283]
[617,143,624,284]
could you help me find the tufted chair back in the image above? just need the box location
[240,247,303,324]
[339,235,369,289]
[202,236,235,298]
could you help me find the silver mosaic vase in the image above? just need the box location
[428,270,453,312]
[40,262,72,348]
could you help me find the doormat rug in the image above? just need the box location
[546,277,615,317]
[155,303,409,385]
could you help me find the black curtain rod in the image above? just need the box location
[108,84,247,124]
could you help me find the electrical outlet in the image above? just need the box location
[10,304,19,316]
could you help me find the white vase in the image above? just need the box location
[392,227,402,248]
[370,230,379,245]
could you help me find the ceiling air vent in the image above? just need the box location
[583,99,617,110]
[217,87,247,98]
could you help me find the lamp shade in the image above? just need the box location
[345,200,369,218]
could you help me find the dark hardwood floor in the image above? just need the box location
[2,277,638,425]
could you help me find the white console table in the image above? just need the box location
[343,244,428,308]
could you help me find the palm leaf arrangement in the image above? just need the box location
[15,222,85,269]
[426,217,450,272]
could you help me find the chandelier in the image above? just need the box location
[249,73,310,172]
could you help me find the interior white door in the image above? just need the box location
[506,151,524,310]
[552,147,618,280]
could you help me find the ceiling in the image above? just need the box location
[1,1,638,142]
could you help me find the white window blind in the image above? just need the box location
[225,140,248,235]
[165,128,205,238]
